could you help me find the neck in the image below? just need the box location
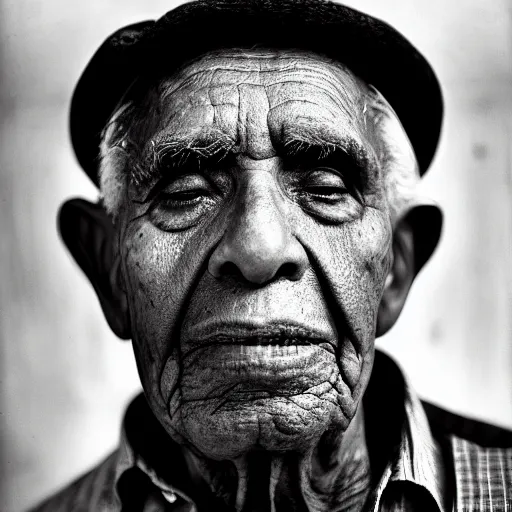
[182,407,371,512]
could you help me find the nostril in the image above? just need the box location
[219,261,245,279]
[276,262,299,280]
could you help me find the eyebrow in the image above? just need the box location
[130,125,371,190]
[280,126,371,173]
[132,131,237,187]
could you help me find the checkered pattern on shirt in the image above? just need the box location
[452,437,512,512]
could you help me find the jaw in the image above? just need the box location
[164,338,363,460]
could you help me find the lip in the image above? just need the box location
[180,318,338,352]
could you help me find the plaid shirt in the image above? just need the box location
[31,351,512,512]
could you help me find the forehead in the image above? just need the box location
[162,50,364,103]
[148,49,370,154]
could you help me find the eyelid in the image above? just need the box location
[161,174,210,193]
[306,166,345,177]
[301,167,366,206]
[286,156,361,189]
[301,167,347,187]
[139,172,211,206]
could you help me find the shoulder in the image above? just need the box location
[422,400,512,448]
[28,450,121,512]
[423,401,512,510]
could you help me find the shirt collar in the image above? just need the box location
[114,350,447,511]
[364,350,447,512]
[391,380,446,511]
[114,395,197,508]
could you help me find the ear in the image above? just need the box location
[58,198,131,339]
[376,203,443,336]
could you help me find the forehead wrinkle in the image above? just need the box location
[183,49,355,74]
[159,68,216,103]
[173,51,324,78]
[266,81,360,128]
[259,62,358,88]
[202,53,365,105]
[267,98,352,136]
[160,69,363,134]
[169,64,357,93]
[160,66,258,101]
[265,63,364,111]
[159,50,364,99]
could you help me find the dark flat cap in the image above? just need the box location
[70,0,443,186]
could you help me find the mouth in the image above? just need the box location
[180,321,337,355]
[225,334,314,346]
[177,321,341,400]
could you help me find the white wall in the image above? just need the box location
[1,0,511,510]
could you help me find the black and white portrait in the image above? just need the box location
[1,1,511,511]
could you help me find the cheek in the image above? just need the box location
[345,208,393,290]
[120,214,221,407]
[294,207,392,405]
[123,227,184,352]
[296,207,392,355]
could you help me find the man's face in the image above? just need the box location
[116,50,393,459]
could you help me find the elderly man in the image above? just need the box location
[32,0,512,511]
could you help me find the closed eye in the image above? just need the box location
[282,141,367,197]
[148,173,219,231]
[160,188,208,206]
[304,185,347,202]
[298,167,348,200]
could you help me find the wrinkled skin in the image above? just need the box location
[115,50,396,511]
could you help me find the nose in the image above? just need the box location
[208,173,308,285]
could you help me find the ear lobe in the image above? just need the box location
[376,203,442,337]
[58,198,131,339]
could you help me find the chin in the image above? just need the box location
[160,334,361,459]
[169,390,352,460]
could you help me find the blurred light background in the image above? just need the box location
[1,0,511,510]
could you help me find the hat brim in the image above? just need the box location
[70,0,443,186]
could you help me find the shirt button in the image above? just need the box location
[162,490,177,504]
